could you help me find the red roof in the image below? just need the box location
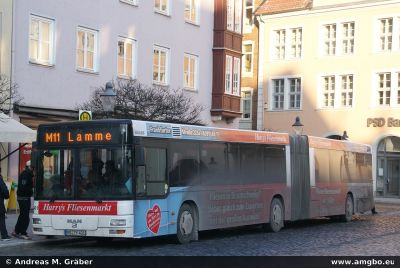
[255,0,312,15]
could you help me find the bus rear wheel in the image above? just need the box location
[266,198,284,232]
[340,194,354,222]
[177,204,195,244]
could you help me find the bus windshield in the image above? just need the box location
[35,146,133,200]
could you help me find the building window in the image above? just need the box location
[227,0,242,34]
[185,0,199,24]
[242,42,253,76]
[342,22,354,54]
[153,46,169,85]
[324,24,336,56]
[379,18,393,51]
[29,15,55,65]
[378,72,391,106]
[76,27,98,72]
[321,21,355,56]
[288,78,301,109]
[274,30,286,60]
[272,79,284,110]
[225,55,240,96]
[118,38,136,79]
[323,76,335,108]
[290,28,302,59]
[341,75,353,107]
[241,89,252,119]
[270,77,301,111]
[243,0,253,33]
[320,74,354,109]
[183,54,198,90]
[155,0,169,15]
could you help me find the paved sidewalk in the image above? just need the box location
[0,211,60,248]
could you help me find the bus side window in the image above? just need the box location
[144,147,167,196]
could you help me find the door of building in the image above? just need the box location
[387,159,400,196]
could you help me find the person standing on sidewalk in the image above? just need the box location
[0,167,11,241]
[12,161,34,240]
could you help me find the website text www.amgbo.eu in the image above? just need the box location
[331,258,395,267]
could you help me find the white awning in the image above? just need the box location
[0,112,36,143]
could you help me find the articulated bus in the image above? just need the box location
[32,120,374,243]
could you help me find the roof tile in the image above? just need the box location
[255,0,312,15]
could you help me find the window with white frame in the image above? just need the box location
[379,18,393,51]
[319,74,354,109]
[323,76,335,108]
[233,58,241,95]
[274,29,286,60]
[290,28,302,58]
[272,27,303,60]
[154,0,169,14]
[288,78,301,109]
[76,27,98,72]
[341,75,353,107]
[227,0,242,34]
[324,24,336,56]
[269,77,302,110]
[225,55,240,96]
[378,72,391,106]
[321,21,355,56]
[153,46,169,85]
[243,0,253,33]
[374,72,400,107]
[118,37,136,78]
[183,53,198,90]
[342,22,354,54]
[29,15,55,65]
[185,0,199,24]
[242,42,253,76]
[271,79,284,111]
[241,89,252,119]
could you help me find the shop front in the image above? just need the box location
[376,136,400,198]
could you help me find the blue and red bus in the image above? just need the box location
[32,120,374,243]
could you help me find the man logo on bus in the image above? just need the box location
[146,204,161,234]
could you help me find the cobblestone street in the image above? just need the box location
[0,203,399,256]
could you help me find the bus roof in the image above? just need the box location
[131,120,290,145]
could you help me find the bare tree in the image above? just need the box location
[78,79,205,125]
[0,75,22,113]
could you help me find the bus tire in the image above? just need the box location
[266,198,284,232]
[177,204,195,244]
[340,194,354,222]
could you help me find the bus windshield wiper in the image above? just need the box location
[49,195,58,203]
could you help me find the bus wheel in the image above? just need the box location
[177,204,195,244]
[266,198,284,232]
[341,194,354,222]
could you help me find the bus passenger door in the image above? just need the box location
[290,135,310,220]
[134,143,170,238]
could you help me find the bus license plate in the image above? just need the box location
[64,230,87,236]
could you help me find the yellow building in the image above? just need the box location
[256,0,400,198]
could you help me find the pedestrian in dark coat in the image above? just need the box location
[12,161,33,240]
[0,167,11,241]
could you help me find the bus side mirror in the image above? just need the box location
[136,165,146,195]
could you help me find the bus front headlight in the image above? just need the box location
[110,219,126,226]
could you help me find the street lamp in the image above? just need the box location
[342,131,349,140]
[100,81,117,117]
[292,116,304,135]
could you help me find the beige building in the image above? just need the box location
[256,0,400,198]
